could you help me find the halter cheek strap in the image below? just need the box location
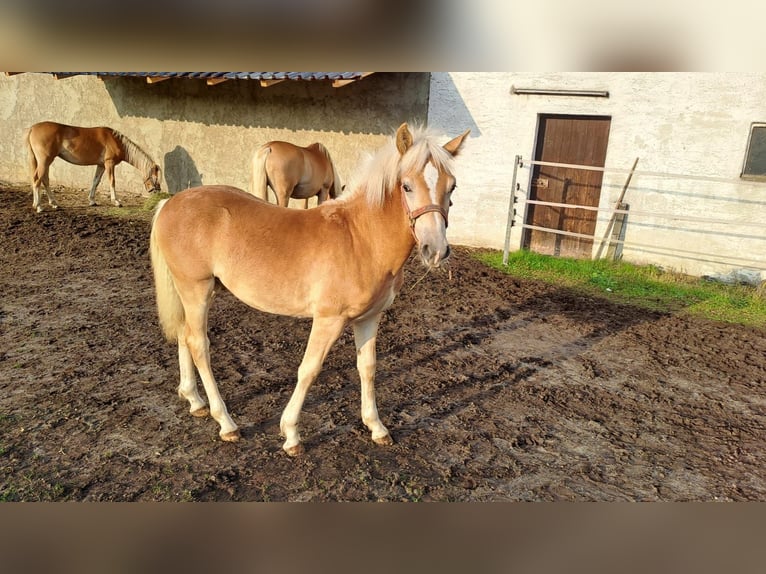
[144,175,160,193]
[400,186,449,242]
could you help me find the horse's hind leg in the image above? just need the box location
[31,159,53,213]
[353,315,392,446]
[177,339,209,417]
[88,165,105,206]
[31,180,42,213]
[41,172,58,210]
[180,280,240,441]
[275,188,291,208]
[280,316,346,455]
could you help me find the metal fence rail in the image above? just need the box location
[504,156,766,273]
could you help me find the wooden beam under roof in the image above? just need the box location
[145,76,172,84]
[206,77,230,86]
[260,78,285,87]
[332,72,374,88]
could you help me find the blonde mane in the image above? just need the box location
[112,129,156,174]
[341,125,457,207]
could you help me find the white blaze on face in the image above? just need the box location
[424,162,439,203]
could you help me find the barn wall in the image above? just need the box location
[430,72,766,280]
[4,72,766,280]
[0,72,429,206]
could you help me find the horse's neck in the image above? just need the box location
[349,190,415,274]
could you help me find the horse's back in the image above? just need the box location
[264,141,305,170]
[158,184,329,243]
[153,184,359,316]
[266,140,304,155]
[28,121,110,147]
[155,184,326,260]
[28,121,68,145]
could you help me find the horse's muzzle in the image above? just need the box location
[419,242,451,269]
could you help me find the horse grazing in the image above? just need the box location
[251,140,342,208]
[150,122,469,455]
[25,121,162,213]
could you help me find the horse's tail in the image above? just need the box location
[24,127,37,183]
[150,199,185,342]
[329,152,342,199]
[318,143,342,199]
[250,144,271,201]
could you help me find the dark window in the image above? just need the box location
[742,123,766,179]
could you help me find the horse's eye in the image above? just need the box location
[402,183,412,193]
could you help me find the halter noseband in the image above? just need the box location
[400,185,448,241]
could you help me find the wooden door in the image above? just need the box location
[523,115,611,258]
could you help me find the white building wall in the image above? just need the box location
[429,72,766,280]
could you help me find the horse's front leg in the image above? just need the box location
[353,315,392,446]
[106,162,122,207]
[280,316,346,455]
[89,165,105,206]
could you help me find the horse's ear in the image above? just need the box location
[396,123,414,155]
[443,129,470,157]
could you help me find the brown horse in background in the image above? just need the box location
[25,121,162,212]
[150,123,469,455]
[251,140,341,208]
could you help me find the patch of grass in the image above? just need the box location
[142,192,172,212]
[474,249,766,327]
[103,192,172,219]
[0,478,70,501]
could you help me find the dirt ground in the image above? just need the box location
[1,183,764,501]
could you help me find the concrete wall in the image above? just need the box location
[429,72,766,280]
[0,72,429,206]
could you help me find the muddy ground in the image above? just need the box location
[1,183,764,501]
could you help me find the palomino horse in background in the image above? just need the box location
[251,140,342,208]
[25,121,162,212]
[151,123,469,455]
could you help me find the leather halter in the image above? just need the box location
[400,185,448,242]
[144,175,160,193]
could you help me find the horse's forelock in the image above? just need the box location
[345,127,455,208]
[399,136,455,179]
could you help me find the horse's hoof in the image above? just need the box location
[373,433,394,446]
[190,406,210,418]
[220,429,241,442]
[35,206,43,213]
[283,443,304,457]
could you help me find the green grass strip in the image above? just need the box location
[473,249,766,328]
